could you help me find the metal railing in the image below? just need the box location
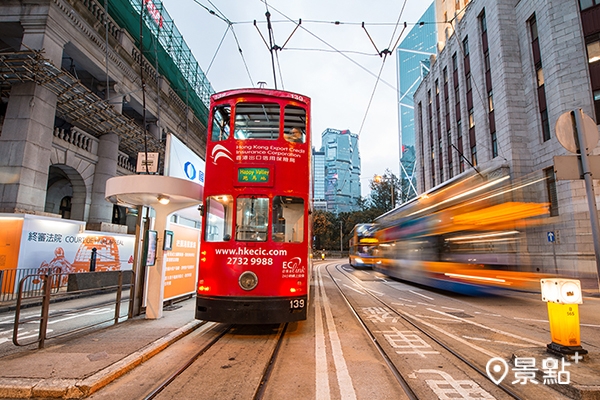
[12,270,134,349]
[0,267,63,303]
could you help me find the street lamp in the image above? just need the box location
[340,220,343,253]
[374,175,395,210]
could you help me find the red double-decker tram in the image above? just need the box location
[196,88,311,324]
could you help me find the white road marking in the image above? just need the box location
[462,336,534,348]
[314,266,330,400]
[415,314,460,322]
[427,308,546,346]
[396,297,413,302]
[342,284,365,295]
[409,290,434,300]
[441,306,464,312]
[364,288,384,296]
[317,266,357,400]
[392,303,417,308]
[513,317,548,323]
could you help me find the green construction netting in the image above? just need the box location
[108,0,213,124]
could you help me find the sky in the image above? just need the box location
[160,0,432,197]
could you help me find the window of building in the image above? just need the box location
[587,39,600,64]
[529,14,551,142]
[530,16,538,41]
[457,119,462,139]
[537,67,545,87]
[469,109,475,128]
[579,0,600,10]
[443,67,448,83]
[544,167,559,216]
[452,53,458,71]
[480,10,487,32]
[466,72,472,92]
[471,145,477,167]
[484,50,490,72]
[491,132,498,158]
[541,109,551,141]
[488,90,494,112]
[463,37,470,56]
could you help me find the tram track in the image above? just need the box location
[325,262,549,400]
[143,322,289,400]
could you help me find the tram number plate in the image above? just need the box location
[290,299,305,309]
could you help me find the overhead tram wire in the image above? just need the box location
[259,1,397,93]
[190,0,255,86]
[253,1,302,90]
[357,0,409,136]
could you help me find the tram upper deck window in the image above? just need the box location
[272,196,304,243]
[236,196,269,241]
[283,105,306,144]
[211,105,231,141]
[204,195,233,242]
[234,103,280,140]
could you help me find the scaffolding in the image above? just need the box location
[108,0,214,122]
[0,50,163,158]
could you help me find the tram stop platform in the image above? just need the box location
[0,279,600,399]
[0,298,203,399]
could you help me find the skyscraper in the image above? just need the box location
[320,128,361,213]
[396,3,437,203]
[311,147,327,211]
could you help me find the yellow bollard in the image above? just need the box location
[540,279,588,356]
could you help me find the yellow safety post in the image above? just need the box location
[540,278,588,356]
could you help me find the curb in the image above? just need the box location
[0,320,204,399]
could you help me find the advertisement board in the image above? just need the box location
[163,223,199,300]
[0,214,135,293]
[165,133,205,186]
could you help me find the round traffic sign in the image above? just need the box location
[555,109,598,154]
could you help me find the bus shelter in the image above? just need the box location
[106,175,202,319]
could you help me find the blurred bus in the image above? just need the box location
[348,223,379,268]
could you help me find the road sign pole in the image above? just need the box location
[573,109,600,292]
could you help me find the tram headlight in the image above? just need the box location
[239,271,258,291]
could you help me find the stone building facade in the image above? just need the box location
[414,0,600,277]
[0,0,210,233]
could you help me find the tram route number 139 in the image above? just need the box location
[290,299,305,309]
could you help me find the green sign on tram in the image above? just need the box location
[238,167,270,183]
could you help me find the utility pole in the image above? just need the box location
[340,221,343,253]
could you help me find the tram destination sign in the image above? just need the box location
[238,167,271,183]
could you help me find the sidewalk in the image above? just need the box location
[0,297,202,399]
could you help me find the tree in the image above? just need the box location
[370,169,400,212]
[312,210,335,250]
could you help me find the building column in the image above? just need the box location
[0,16,66,213]
[88,133,120,229]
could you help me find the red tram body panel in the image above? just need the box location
[196,89,311,324]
